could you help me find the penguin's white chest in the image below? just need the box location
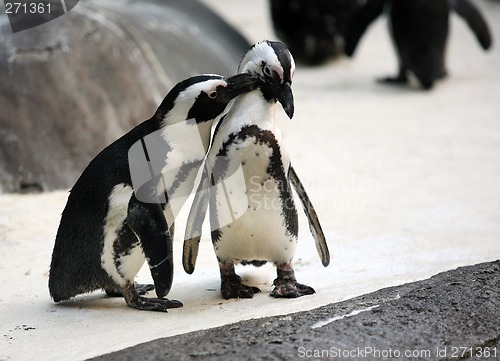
[211,136,297,265]
[101,184,145,286]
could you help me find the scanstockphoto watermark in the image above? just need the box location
[298,346,430,359]
[129,129,304,213]
[128,126,289,225]
[3,0,79,33]
[128,126,251,232]
[297,346,498,359]
[127,126,380,231]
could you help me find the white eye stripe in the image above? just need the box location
[238,41,295,84]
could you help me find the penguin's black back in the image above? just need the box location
[390,0,449,88]
[48,118,160,301]
[49,74,227,301]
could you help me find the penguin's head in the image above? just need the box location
[158,74,261,124]
[238,40,295,119]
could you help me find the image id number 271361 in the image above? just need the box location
[447,346,497,359]
[5,2,52,14]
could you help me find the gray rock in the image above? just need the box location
[0,0,249,192]
[90,260,500,360]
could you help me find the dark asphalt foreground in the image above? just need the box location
[91,261,499,361]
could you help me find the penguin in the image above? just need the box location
[344,0,492,89]
[270,0,363,64]
[183,41,330,299]
[49,73,260,312]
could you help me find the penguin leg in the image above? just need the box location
[271,263,315,298]
[126,194,183,310]
[219,262,261,299]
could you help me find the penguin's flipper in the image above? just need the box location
[183,166,211,274]
[344,0,385,56]
[288,166,330,267]
[127,193,175,299]
[451,0,492,50]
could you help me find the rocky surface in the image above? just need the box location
[0,0,249,192]
[91,261,500,361]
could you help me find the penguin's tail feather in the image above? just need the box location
[451,0,492,50]
[49,253,76,302]
[48,242,112,302]
[48,281,68,302]
[288,166,330,267]
[48,266,82,302]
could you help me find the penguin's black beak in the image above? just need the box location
[219,73,262,103]
[265,71,294,119]
[275,81,294,119]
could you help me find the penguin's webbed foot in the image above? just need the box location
[271,264,315,298]
[135,283,155,295]
[122,282,183,312]
[221,277,261,299]
[377,66,408,85]
[219,262,260,299]
[105,282,155,297]
[126,295,183,312]
[270,279,315,298]
[377,75,408,85]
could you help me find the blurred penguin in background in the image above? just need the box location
[344,0,492,89]
[270,0,364,64]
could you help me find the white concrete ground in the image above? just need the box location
[1,1,499,360]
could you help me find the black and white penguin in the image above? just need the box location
[344,0,492,89]
[183,41,330,299]
[49,73,260,312]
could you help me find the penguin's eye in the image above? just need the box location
[208,91,217,99]
[263,65,272,77]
